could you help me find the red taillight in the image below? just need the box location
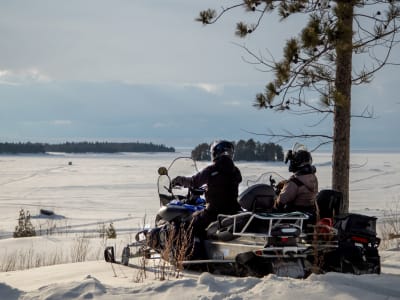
[318,218,333,227]
[351,236,368,243]
[281,237,289,243]
[255,250,263,256]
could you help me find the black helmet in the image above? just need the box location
[210,140,235,161]
[285,143,312,172]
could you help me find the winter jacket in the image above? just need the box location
[275,165,318,213]
[179,156,242,215]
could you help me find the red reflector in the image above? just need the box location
[351,236,368,243]
[281,237,289,243]
[255,250,263,256]
[318,218,333,227]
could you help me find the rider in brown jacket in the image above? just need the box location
[275,144,318,214]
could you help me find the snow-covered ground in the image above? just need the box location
[0,151,399,299]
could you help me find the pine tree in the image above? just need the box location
[106,222,117,239]
[197,1,400,212]
[13,209,36,238]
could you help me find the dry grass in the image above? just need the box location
[379,199,400,249]
[133,252,148,283]
[171,222,194,278]
[0,233,104,272]
[0,247,65,272]
[70,234,90,263]
[131,219,195,282]
[156,221,194,279]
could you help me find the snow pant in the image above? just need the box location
[190,209,218,240]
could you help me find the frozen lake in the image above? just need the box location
[1,151,399,239]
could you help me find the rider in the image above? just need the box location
[274,143,318,215]
[171,140,242,238]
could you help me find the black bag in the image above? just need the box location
[334,213,377,240]
[316,189,343,219]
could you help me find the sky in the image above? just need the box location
[0,0,399,150]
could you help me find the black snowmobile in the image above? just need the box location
[104,157,381,278]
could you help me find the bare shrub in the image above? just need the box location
[99,223,106,238]
[156,221,194,280]
[70,234,90,262]
[173,222,194,278]
[37,220,56,236]
[379,199,400,249]
[133,252,148,283]
[131,214,152,282]
[95,238,107,260]
[128,215,194,282]
[45,219,57,235]
[158,225,174,280]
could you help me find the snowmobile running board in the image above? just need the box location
[182,259,236,265]
[104,245,160,266]
[104,246,237,268]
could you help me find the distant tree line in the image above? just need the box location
[191,139,284,162]
[0,142,175,154]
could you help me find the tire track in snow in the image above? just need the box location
[0,165,68,187]
[350,170,396,184]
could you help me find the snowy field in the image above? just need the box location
[0,151,400,299]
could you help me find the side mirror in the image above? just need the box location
[269,175,276,187]
[158,166,168,176]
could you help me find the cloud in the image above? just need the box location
[52,120,72,126]
[185,83,223,94]
[19,120,72,127]
[223,100,241,107]
[152,122,172,128]
[0,80,398,150]
[0,69,51,85]
[0,70,18,86]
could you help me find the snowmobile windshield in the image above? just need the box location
[157,157,199,202]
[240,171,285,194]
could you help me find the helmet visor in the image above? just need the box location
[292,142,308,153]
[284,150,293,164]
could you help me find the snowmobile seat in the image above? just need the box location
[206,220,236,241]
[238,184,276,213]
[206,213,251,241]
[316,189,343,219]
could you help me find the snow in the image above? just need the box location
[1,151,400,299]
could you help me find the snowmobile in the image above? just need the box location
[104,157,381,278]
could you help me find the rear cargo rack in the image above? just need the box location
[216,211,309,238]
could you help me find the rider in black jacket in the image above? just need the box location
[172,140,242,238]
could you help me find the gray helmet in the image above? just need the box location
[210,140,235,161]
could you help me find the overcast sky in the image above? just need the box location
[0,0,399,151]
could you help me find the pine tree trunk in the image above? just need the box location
[333,2,354,213]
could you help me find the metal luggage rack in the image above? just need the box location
[217,211,310,239]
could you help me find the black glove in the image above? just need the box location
[273,199,285,212]
[171,176,185,187]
